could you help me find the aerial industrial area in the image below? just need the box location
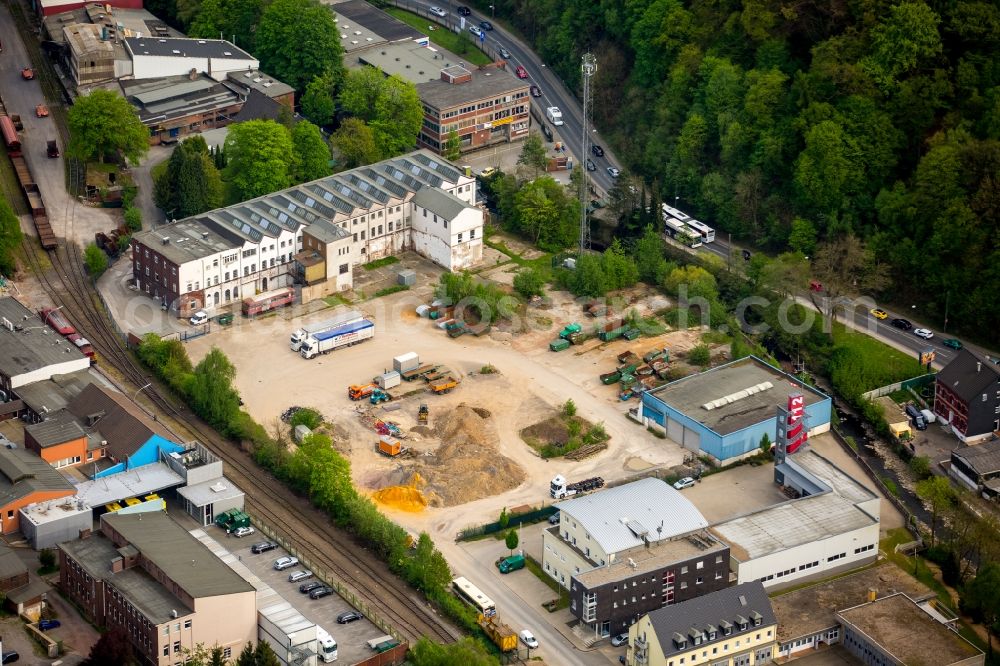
[0,0,999,664]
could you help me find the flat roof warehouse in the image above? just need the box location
[646,356,828,436]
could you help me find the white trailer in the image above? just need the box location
[290,310,364,351]
[393,352,419,373]
[300,318,375,359]
[377,371,401,390]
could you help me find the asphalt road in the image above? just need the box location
[402,0,621,195]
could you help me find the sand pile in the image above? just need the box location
[400,403,524,506]
[372,473,429,512]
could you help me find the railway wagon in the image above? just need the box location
[242,286,295,316]
[0,115,20,155]
[11,156,56,249]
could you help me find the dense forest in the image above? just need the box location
[495,0,1000,344]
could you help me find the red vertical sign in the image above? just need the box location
[786,393,807,454]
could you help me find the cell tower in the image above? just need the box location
[579,53,596,254]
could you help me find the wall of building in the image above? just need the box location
[9,356,92,390]
[734,522,880,590]
[777,627,841,660]
[95,437,184,479]
[193,592,257,660]
[21,508,92,550]
[130,55,258,81]
[542,529,597,590]
[628,616,778,666]
[1,489,76,534]
[59,547,107,624]
[410,203,483,271]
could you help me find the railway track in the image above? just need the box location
[20,229,460,644]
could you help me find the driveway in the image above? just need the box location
[129,145,172,228]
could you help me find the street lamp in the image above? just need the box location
[490,3,494,17]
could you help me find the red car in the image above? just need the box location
[515,65,528,79]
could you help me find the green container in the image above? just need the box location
[620,374,636,388]
[216,313,234,325]
[600,370,621,385]
[599,327,625,342]
[623,327,641,340]
[550,338,571,352]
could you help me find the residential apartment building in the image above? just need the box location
[132,150,482,317]
[934,348,1000,443]
[60,511,256,665]
[627,581,777,666]
[415,65,531,154]
[543,479,718,637]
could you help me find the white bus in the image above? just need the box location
[661,202,690,222]
[663,215,703,248]
[685,218,716,243]
[452,576,497,617]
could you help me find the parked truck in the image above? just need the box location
[348,384,377,401]
[290,310,365,351]
[300,318,375,359]
[549,474,605,499]
[479,614,518,652]
[429,376,459,394]
[316,627,338,663]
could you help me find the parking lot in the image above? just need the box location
[214,529,389,665]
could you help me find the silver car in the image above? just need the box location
[273,556,299,571]
[288,570,313,582]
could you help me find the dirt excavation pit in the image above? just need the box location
[371,403,524,508]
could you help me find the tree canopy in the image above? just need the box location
[67,89,148,164]
[256,0,344,92]
[291,121,331,184]
[300,74,336,127]
[224,120,295,202]
[154,136,224,219]
[331,118,380,170]
[338,67,423,159]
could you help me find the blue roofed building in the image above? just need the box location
[639,356,831,465]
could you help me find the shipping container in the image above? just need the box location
[549,338,570,352]
[393,352,419,373]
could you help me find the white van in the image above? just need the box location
[545,106,563,126]
[920,408,936,424]
[317,627,338,662]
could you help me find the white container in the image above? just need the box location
[920,409,936,424]
[378,371,401,389]
[393,352,419,373]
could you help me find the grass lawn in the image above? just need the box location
[384,8,492,66]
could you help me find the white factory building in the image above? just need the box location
[131,150,483,317]
[124,37,258,81]
[710,450,881,590]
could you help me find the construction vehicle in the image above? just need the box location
[215,509,251,532]
[402,364,436,381]
[478,614,518,652]
[370,388,392,405]
[497,554,526,573]
[559,323,582,339]
[417,404,429,424]
[348,384,377,401]
[300,317,375,359]
[549,474,605,499]
[429,376,459,394]
[377,435,404,457]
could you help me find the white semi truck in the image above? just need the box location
[290,310,364,351]
[300,318,375,359]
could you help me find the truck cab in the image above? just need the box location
[316,627,338,663]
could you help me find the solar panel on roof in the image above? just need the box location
[305,197,315,207]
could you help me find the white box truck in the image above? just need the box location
[290,310,364,351]
[300,318,375,359]
[317,626,338,662]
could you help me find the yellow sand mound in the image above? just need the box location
[373,474,428,512]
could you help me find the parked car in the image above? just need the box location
[309,585,334,599]
[429,6,447,17]
[46,139,59,158]
[232,526,255,538]
[274,556,299,571]
[337,610,363,624]
[530,84,542,97]
[611,633,629,647]
[480,20,493,30]
[38,619,61,631]
[515,65,529,79]
[299,581,323,594]
[251,541,277,554]
[673,477,696,490]
[457,5,471,15]
[870,308,888,320]
[607,166,621,178]
[913,328,934,340]
[189,310,208,325]
[469,25,483,37]
[1,650,18,663]
[498,45,512,59]
[591,144,605,157]
[35,104,49,118]
[519,629,539,649]
[890,318,912,330]
[905,404,927,431]
[586,159,597,172]
[288,570,313,582]
[21,67,34,79]
[548,511,560,524]
[942,338,963,350]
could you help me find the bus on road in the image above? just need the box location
[452,577,497,617]
[662,214,703,248]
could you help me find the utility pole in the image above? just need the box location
[579,53,596,254]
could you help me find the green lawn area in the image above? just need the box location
[384,8,492,66]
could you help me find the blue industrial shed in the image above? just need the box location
[640,356,831,465]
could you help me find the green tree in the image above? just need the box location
[663,265,719,302]
[235,640,280,666]
[512,267,545,299]
[0,197,23,277]
[444,130,461,161]
[517,133,548,178]
[38,548,56,571]
[512,176,579,251]
[787,218,817,256]
[190,348,241,432]
[155,137,224,218]
[291,121,331,184]
[793,120,852,215]
[300,74,336,126]
[571,253,609,297]
[84,244,108,277]
[909,455,931,479]
[331,118,380,169]
[338,68,423,158]
[916,476,955,547]
[563,398,577,417]
[82,626,138,666]
[186,0,226,38]
[224,120,294,202]
[961,563,1000,655]
[256,0,343,92]
[184,644,227,666]
[123,206,142,232]
[634,224,669,284]
[601,239,639,290]
[505,528,519,555]
[407,532,453,594]
[759,432,771,456]
[688,344,711,366]
[862,1,942,89]
[67,88,148,164]
[812,235,891,326]
[758,252,809,297]
[498,507,509,529]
